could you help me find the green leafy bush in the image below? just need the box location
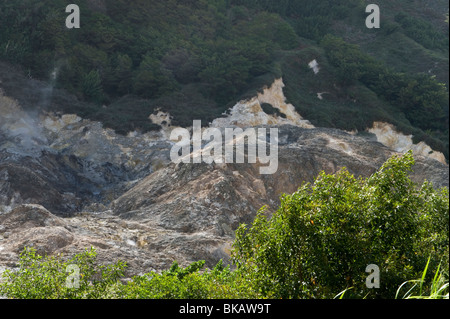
[0,247,126,299]
[231,151,449,298]
[120,261,210,299]
[396,257,449,299]
[119,260,261,299]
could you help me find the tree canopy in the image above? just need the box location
[0,0,448,157]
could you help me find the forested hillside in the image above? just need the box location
[0,0,448,158]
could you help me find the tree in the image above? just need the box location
[133,53,178,99]
[320,35,365,85]
[82,69,104,104]
[231,151,449,298]
[398,74,448,131]
[109,53,133,95]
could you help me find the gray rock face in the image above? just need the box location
[0,91,172,216]
[107,125,449,273]
[0,204,65,230]
[0,94,448,277]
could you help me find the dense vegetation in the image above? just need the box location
[1,152,448,299]
[0,0,448,158]
[231,151,448,298]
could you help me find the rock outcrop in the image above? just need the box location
[0,91,172,215]
[210,78,314,129]
[369,122,447,165]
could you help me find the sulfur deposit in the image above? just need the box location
[368,122,447,165]
[210,78,314,129]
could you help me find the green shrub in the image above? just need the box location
[118,260,261,299]
[396,257,449,299]
[0,247,126,299]
[82,70,104,104]
[231,151,449,299]
[120,261,210,299]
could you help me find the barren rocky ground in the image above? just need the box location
[0,78,448,279]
